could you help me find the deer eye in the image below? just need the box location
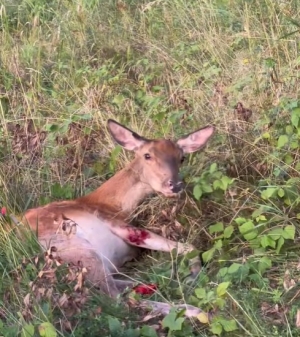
[144,153,151,160]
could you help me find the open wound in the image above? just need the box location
[127,227,150,245]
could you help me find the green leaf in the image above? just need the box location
[209,222,224,234]
[218,267,228,277]
[284,154,293,165]
[276,236,285,253]
[284,197,292,206]
[283,225,295,240]
[262,132,270,139]
[291,108,300,128]
[140,325,158,337]
[213,179,222,190]
[220,176,234,190]
[193,184,202,200]
[210,322,223,335]
[277,134,289,148]
[214,239,223,249]
[234,217,247,225]
[222,319,238,332]
[228,263,242,274]
[72,113,92,121]
[256,215,267,222]
[277,188,285,198]
[38,322,57,337]
[201,183,213,193]
[239,221,258,240]
[214,297,226,309]
[202,247,215,262]
[206,290,215,301]
[261,187,277,200]
[124,329,140,337]
[268,228,284,240]
[209,163,217,173]
[264,57,276,67]
[224,225,234,238]
[216,282,230,297]
[162,310,184,331]
[195,288,206,299]
[185,249,200,259]
[291,140,299,149]
[250,238,262,250]
[21,324,34,337]
[49,124,59,132]
[286,125,294,135]
[108,317,122,334]
[252,208,263,218]
[260,235,276,248]
[258,256,272,274]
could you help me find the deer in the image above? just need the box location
[22,119,215,317]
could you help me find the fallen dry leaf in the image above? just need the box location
[296,309,300,327]
[61,319,72,331]
[197,312,209,324]
[94,307,102,315]
[58,293,69,307]
[235,102,252,122]
[283,270,296,291]
[24,293,30,307]
[261,301,287,325]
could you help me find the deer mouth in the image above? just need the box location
[159,189,183,198]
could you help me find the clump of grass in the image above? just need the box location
[1,0,300,335]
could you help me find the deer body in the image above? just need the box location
[23,119,214,312]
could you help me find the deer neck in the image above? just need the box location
[79,159,154,218]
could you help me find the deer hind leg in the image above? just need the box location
[140,300,205,318]
[114,279,136,292]
[39,234,121,298]
[110,225,201,277]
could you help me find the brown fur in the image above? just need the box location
[21,119,214,315]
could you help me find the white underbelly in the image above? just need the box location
[75,217,137,270]
[39,212,138,271]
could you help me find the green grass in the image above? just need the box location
[1,0,300,335]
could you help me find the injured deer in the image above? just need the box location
[23,119,214,317]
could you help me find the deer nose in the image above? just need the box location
[168,180,185,193]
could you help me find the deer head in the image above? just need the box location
[107,119,214,197]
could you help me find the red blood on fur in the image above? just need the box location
[133,283,157,295]
[127,227,150,245]
[1,207,7,216]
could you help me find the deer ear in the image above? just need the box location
[107,119,148,151]
[177,126,214,153]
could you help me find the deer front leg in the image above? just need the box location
[110,225,201,277]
